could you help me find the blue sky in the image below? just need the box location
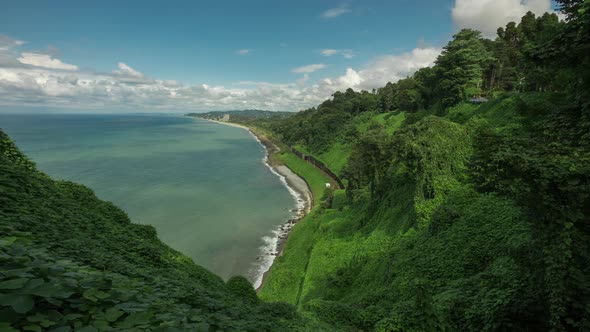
[0,0,561,112]
[0,0,455,85]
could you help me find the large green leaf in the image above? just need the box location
[0,293,34,313]
[29,282,72,299]
[0,278,29,290]
[104,307,124,322]
[117,311,154,329]
[0,322,19,332]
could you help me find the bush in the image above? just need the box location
[226,276,259,304]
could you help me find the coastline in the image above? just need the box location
[196,117,313,290]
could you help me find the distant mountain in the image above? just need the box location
[187,109,294,123]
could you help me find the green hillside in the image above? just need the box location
[1,1,589,331]
[257,5,590,331]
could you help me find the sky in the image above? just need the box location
[0,0,563,112]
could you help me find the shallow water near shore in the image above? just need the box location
[0,113,297,283]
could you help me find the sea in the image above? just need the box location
[0,113,298,287]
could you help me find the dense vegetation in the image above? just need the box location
[1,0,588,330]
[258,2,590,331]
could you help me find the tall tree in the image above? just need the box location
[434,29,494,108]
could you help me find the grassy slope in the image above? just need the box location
[295,112,406,178]
[258,209,323,304]
[258,142,335,305]
[260,95,542,330]
[275,151,331,206]
[260,112,408,309]
[355,111,406,135]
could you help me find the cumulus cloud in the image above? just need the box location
[17,52,78,70]
[338,68,363,87]
[292,64,326,74]
[452,0,559,37]
[114,62,143,77]
[321,4,351,18]
[0,33,440,112]
[353,47,440,90]
[236,49,251,55]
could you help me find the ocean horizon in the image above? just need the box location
[0,112,297,284]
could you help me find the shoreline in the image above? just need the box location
[195,117,313,290]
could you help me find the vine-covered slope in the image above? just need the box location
[257,3,590,330]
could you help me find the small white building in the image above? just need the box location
[325,183,331,189]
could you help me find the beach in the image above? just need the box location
[199,118,313,289]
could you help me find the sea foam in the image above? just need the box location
[247,130,306,289]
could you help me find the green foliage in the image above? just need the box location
[271,89,380,153]
[303,300,361,330]
[330,190,347,210]
[470,95,590,329]
[258,210,323,305]
[434,29,494,107]
[0,237,314,331]
[379,78,424,112]
[311,142,351,176]
[320,188,334,209]
[262,8,590,330]
[259,10,590,326]
[226,276,259,304]
[0,130,36,171]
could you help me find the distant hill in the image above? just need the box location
[187,109,294,124]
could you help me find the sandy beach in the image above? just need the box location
[202,118,251,130]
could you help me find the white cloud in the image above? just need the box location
[320,49,355,59]
[0,34,440,112]
[338,68,363,87]
[292,63,326,74]
[452,0,558,37]
[342,50,354,59]
[236,49,251,55]
[353,47,440,90]
[320,49,339,56]
[17,52,78,70]
[114,62,143,77]
[297,74,310,86]
[321,4,351,18]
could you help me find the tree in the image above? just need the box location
[434,29,495,107]
[395,78,422,112]
[379,82,397,112]
[343,124,392,199]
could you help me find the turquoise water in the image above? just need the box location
[0,113,296,283]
